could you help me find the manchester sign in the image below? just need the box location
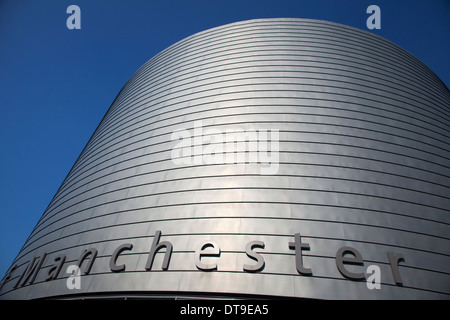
[0,230,406,293]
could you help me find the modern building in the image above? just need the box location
[1,18,449,299]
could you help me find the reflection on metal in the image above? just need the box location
[0,18,449,299]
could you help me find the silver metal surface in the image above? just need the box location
[1,18,449,299]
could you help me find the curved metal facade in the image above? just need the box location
[1,18,449,299]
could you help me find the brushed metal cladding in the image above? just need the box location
[1,18,449,300]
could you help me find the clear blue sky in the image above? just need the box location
[0,0,448,278]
